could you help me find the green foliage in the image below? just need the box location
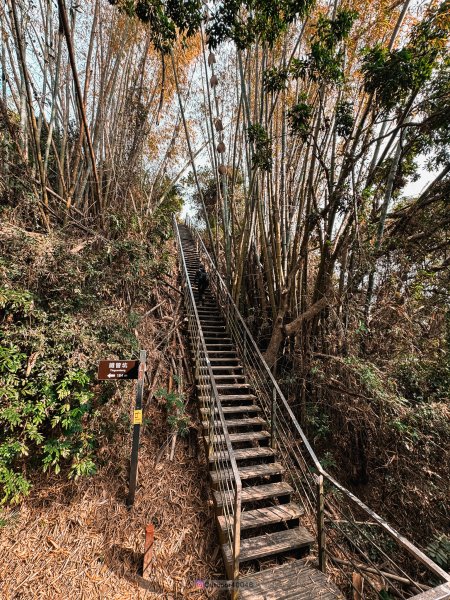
[363,45,418,109]
[355,320,368,335]
[363,1,450,109]
[320,451,336,471]
[0,288,34,318]
[417,59,450,169]
[155,387,190,436]
[150,184,183,244]
[0,214,174,505]
[0,321,96,504]
[263,66,289,92]
[110,0,202,52]
[307,403,331,441]
[335,100,354,137]
[308,10,358,83]
[112,0,315,51]
[343,356,398,404]
[394,355,450,404]
[288,97,312,139]
[247,123,272,171]
[426,534,450,570]
[207,0,314,50]
[289,58,309,80]
[0,287,100,504]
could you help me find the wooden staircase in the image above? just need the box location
[179,226,343,599]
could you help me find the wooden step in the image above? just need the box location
[202,417,265,430]
[210,365,244,371]
[212,375,246,381]
[205,430,270,446]
[209,357,241,362]
[222,527,313,564]
[238,559,344,600]
[199,394,258,404]
[218,394,258,402]
[209,445,275,463]
[198,383,251,390]
[213,481,293,508]
[212,462,285,485]
[206,345,234,350]
[217,501,302,532]
[200,405,260,416]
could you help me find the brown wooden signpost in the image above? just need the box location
[97,351,147,507]
[97,360,139,380]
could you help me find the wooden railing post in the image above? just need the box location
[318,474,327,573]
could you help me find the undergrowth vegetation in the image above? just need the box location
[300,346,450,543]
[0,196,179,505]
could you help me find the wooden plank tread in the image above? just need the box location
[198,394,257,402]
[206,343,234,347]
[214,481,293,508]
[217,501,303,532]
[212,374,246,380]
[198,383,251,390]
[222,527,314,564]
[202,417,265,430]
[238,559,344,600]
[209,446,275,462]
[210,365,244,370]
[208,358,241,362]
[212,462,285,484]
[200,405,260,415]
[205,430,270,445]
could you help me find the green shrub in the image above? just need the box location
[426,534,450,571]
[0,290,99,504]
[155,386,190,437]
[394,356,450,404]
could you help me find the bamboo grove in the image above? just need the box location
[0,0,203,232]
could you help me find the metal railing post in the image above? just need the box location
[243,328,247,364]
[208,385,215,458]
[270,385,277,449]
[232,483,241,600]
[317,474,327,573]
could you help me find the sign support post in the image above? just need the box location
[126,349,146,507]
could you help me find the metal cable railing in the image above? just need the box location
[173,218,242,600]
[187,219,450,600]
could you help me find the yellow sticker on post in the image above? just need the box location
[133,409,143,425]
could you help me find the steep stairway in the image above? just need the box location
[179,225,343,599]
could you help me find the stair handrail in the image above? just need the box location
[187,220,450,598]
[173,217,242,598]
